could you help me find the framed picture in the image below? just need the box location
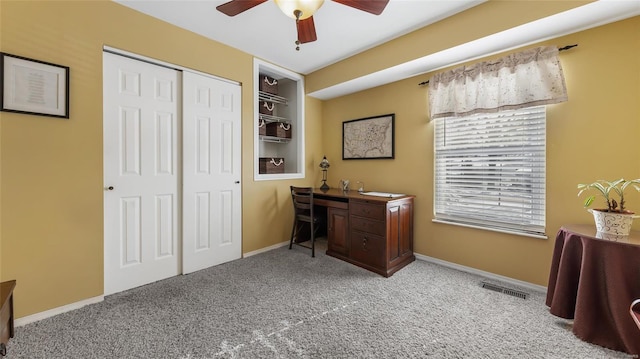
[343,113,395,160]
[1,52,69,118]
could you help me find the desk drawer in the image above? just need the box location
[350,216,385,236]
[350,201,385,221]
[350,231,385,268]
[314,197,348,210]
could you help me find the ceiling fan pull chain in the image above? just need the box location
[295,9,302,51]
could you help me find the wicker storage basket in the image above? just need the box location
[259,100,275,115]
[259,74,278,94]
[258,119,266,136]
[259,157,285,174]
[265,122,292,138]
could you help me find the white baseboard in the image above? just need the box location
[414,253,547,294]
[243,240,289,258]
[15,295,104,327]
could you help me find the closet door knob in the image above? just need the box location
[106,186,114,191]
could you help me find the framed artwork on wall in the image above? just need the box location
[343,113,395,160]
[1,52,70,119]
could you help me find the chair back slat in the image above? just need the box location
[289,186,319,257]
[290,186,314,219]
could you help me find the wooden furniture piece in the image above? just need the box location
[289,186,321,257]
[0,280,16,357]
[631,299,640,332]
[313,188,415,277]
[546,224,640,355]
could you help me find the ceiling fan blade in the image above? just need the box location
[332,0,389,15]
[216,0,268,16]
[297,16,317,44]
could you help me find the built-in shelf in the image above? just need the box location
[254,58,305,180]
[260,135,292,143]
[258,91,288,105]
[259,113,288,124]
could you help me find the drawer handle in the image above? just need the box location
[362,236,368,251]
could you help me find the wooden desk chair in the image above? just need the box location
[631,299,640,331]
[289,186,320,257]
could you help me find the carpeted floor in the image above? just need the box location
[5,239,634,358]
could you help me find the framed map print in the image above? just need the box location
[342,113,395,160]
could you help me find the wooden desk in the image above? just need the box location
[0,280,16,357]
[313,189,415,277]
[546,224,640,355]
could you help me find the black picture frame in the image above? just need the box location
[1,52,70,119]
[342,113,395,160]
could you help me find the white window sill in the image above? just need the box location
[431,219,548,240]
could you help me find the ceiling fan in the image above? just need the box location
[216,0,390,50]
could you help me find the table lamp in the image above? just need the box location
[319,156,330,190]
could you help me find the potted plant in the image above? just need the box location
[577,178,640,235]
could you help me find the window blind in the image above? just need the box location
[434,106,546,236]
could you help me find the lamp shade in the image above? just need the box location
[274,0,325,19]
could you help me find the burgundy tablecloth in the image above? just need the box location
[546,224,640,355]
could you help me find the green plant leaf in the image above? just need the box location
[583,196,595,208]
[578,178,640,212]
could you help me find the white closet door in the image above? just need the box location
[103,52,180,295]
[182,71,242,274]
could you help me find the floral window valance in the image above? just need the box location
[428,46,568,119]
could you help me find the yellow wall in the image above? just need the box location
[321,17,640,286]
[0,1,321,317]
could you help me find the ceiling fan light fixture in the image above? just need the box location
[274,0,325,20]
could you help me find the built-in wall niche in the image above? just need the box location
[254,58,305,180]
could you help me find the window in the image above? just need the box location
[434,106,546,236]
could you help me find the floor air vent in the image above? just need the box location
[480,281,529,299]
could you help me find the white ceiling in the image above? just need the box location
[114,0,486,74]
[115,0,640,100]
[310,0,640,99]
